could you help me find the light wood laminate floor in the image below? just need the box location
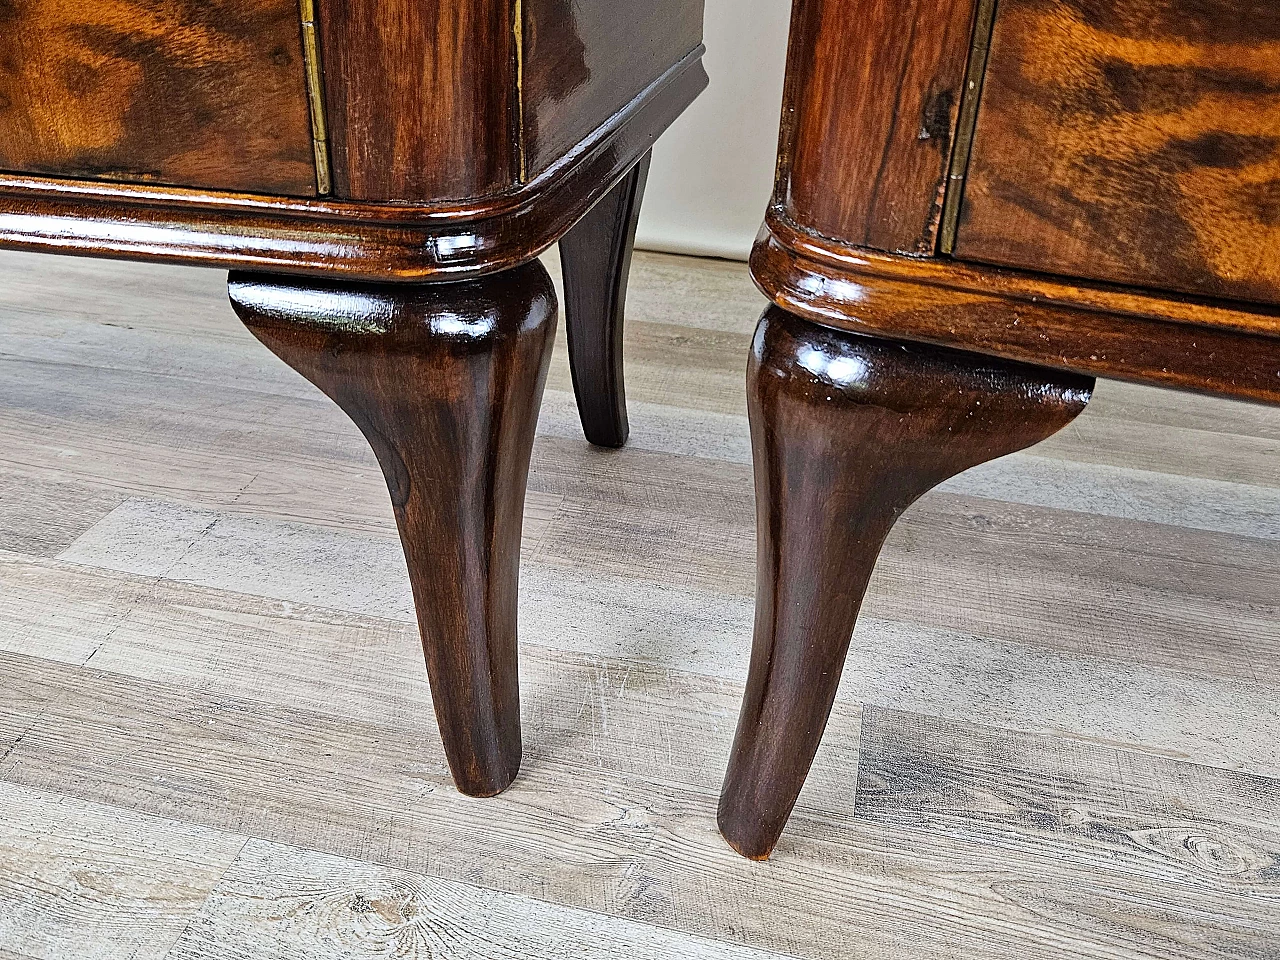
[0,248,1277,959]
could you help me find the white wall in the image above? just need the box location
[635,0,792,262]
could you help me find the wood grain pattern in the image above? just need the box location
[778,0,980,253]
[856,707,1280,902]
[753,219,1280,404]
[0,471,123,558]
[521,0,705,177]
[314,0,517,201]
[719,306,1093,859]
[5,629,1277,959]
[0,0,316,196]
[956,0,1280,303]
[33,492,1280,779]
[230,263,557,796]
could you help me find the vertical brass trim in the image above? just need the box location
[299,0,333,195]
[938,0,999,254]
[514,0,527,182]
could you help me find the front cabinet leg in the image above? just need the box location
[229,262,557,797]
[719,306,1094,859]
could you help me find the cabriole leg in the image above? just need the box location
[229,261,557,797]
[719,306,1094,859]
[559,151,652,448]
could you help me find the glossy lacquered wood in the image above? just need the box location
[0,53,707,281]
[956,0,1280,303]
[229,262,557,796]
[778,0,980,254]
[0,0,316,196]
[523,0,705,178]
[559,153,651,448]
[754,216,1280,405]
[316,0,517,201]
[315,0,704,201]
[719,307,1094,860]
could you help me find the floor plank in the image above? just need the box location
[14,522,1273,775]
[855,707,1280,900]
[0,782,245,960]
[57,488,1280,687]
[0,468,123,559]
[4,652,1275,960]
[167,838,786,960]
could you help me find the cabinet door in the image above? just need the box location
[0,0,317,196]
[955,0,1280,304]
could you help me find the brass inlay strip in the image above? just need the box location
[514,0,527,182]
[299,0,332,195]
[938,0,999,254]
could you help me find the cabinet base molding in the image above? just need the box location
[753,215,1280,405]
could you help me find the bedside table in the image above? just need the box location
[0,0,707,798]
[719,0,1279,859]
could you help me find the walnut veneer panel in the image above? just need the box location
[521,0,705,178]
[778,0,981,254]
[0,0,316,196]
[956,0,1280,304]
[316,0,518,202]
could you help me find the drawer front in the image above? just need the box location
[955,0,1280,304]
[0,0,318,196]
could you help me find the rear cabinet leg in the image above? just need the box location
[719,306,1094,859]
[559,151,652,448]
[229,262,557,797]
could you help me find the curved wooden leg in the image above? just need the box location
[719,306,1094,859]
[228,262,557,797]
[559,151,651,448]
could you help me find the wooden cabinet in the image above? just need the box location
[956,0,1280,303]
[0,2,706,280]
[0,3,707,802]
[722,0,1280,861]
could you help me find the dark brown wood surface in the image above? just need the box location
[0,0,316,196]
[559,153,651,448]
[719,306,1093,860]
[778,0,980,254]
[230,262,558,797]
[956,0,1280,303]
[754,217,1280,404]
[522,0,704,178]
[314,0,518,201]
[0,53,705,281]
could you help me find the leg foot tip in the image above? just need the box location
[584,422,629,449]
[718,816,777,861]
[450,755,521,798]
